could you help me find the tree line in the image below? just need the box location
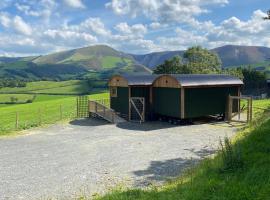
[0,79,27,89]
[153,46,268,94]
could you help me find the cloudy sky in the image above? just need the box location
[0,0,269,56]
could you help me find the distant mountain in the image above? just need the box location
[212,45,270,67]
[132,45,270,70]
[1,44,270,80]
[0,45,151,80]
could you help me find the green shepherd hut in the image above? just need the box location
[108,74,243,122]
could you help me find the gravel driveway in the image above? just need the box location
[0,119,237,200]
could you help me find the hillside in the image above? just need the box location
[96,100,270,200]
[0,45,151,80]
[132,45,270,73]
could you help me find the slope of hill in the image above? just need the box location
[212,45,270,67]
[0,45,150,80]
[132,45,270,71]
[132,50,184,69]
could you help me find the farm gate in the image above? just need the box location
[129,97,145,123]
[227,95,253,123]
[77,96,89,118]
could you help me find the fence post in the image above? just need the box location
[15,112,19,129]
[38,108,42,125]
[60,105,63,120]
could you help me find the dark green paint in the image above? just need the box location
[185,87,239,118]
[153,88,181,118]
[110,87,129,116]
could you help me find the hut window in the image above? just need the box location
[110,87,117,97]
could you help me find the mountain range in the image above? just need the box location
[0,44,270,80]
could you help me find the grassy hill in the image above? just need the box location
[94,99,270,200]
[0,45,150,80]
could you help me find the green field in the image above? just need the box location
[93,99,270,200]
[0,80,91,94]
[0,92,109,136]
[0,94,34,103]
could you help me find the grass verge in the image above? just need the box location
[90,100,270,200]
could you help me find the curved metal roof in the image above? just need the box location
[117,74,243,87]
[171,74,243,87]
[122,74,159,86]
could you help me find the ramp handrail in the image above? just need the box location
[89,100,115,123]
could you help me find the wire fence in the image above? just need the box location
[0,102,77,134]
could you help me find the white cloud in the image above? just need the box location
[63,0,85,9]
[0,12,11,28]
[114,22,147,38]
[13,16,32,35]
[106,0,228,24]
[72,18,111,36]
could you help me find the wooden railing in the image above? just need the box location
[89,100,115,123]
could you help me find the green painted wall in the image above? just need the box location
[110,87,129,116]
[153,87,181,118]
[184,87,239,118]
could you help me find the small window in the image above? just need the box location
[111,87,117,97]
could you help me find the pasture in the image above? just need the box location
[0,80,91,94]
[0,92,109,136]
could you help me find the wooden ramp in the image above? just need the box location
[89,100,125,123]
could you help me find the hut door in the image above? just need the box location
[129,97,145,123]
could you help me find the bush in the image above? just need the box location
[219,137,243,172]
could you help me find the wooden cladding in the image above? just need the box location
[153,75,180,88]
[108,75,128,87]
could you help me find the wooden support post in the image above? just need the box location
[227,95,232,122]
[142,98,145,122]
[38,108,42,125]
[76,97,79,118]
[238,87,241,120]
[249,97,253,122]
[247,99,250,123]
[180,88,185,119]
[149,86,153,119]
[15,112,19,129]
[60,105,63,120]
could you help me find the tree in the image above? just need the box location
[222,67,244,80]
[153,56,192,74]
[263,10,270,20]
[183,46,222,74]
[242,67,267,89]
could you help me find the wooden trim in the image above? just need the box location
[181,88,185,119]
[110,86,117,97]
[108,75,128,87]
[153,75,181,88]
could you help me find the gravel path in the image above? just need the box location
[0,119,237,200]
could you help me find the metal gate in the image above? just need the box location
[77,96,89,118]
[129,97,145,123]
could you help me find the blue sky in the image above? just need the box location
[0,0,269,56]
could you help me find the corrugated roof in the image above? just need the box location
[122,74,159,86]
[171,74,243,87]
[120,74,243,87]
